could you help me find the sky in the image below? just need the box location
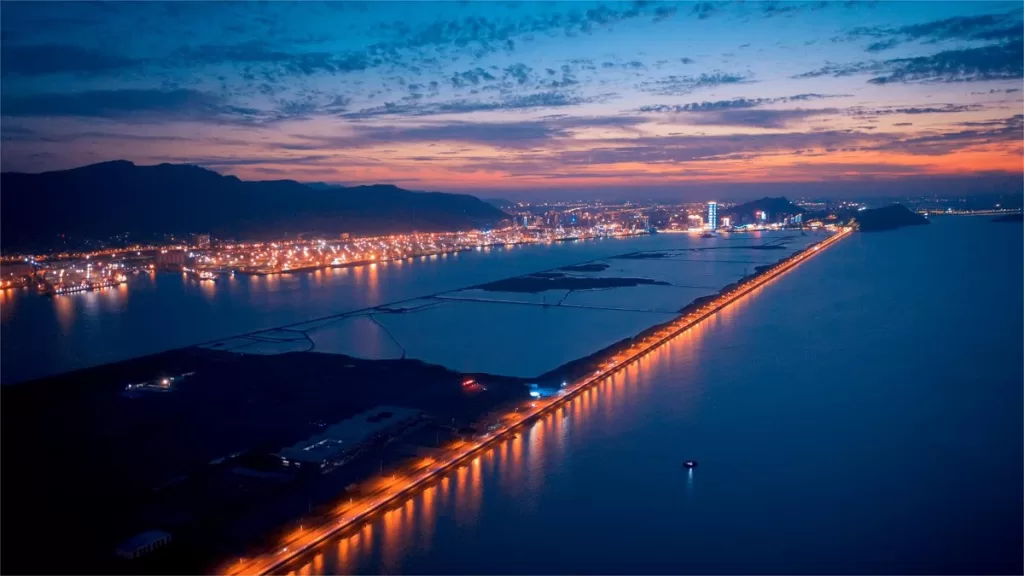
[1,1,1022,198]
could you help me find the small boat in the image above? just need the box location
[682,460,698,469]
[700,232,714,238]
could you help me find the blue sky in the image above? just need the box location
[1,1,1021,197]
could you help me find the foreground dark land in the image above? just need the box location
[1,349,529,574]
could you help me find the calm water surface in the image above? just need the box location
[279,216,1022,575]
[2,234,716,384]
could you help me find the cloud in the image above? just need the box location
[865,38,900,53]
[502,63,533,85]
[842,13,1023,52]
[637,93,845,113]
[343,91,596,119]
[301,115,646,151]
[874,114,1023,155]
[461,115,1024,172]
[529,130,890,167]
[675,108,839,128]
[690,2,720,20]
[760,1,804,17]
[970,88,1021,95]
[653,5,677,22]
[0,88,313,126]
[366,3,666,64]
[849,104,985,116]
[794,41,1024,84]
[172,41,370,75]
[639,71,753,95]
[450,67,498,88]
[868,41,1023,84]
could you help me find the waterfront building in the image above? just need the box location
[277,406,424,471]
[156,250,186,269]
[191,233,211,249]
[707,201,718,229]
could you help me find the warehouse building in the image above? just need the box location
[277,406,425,471]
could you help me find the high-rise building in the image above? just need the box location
[707,201,718,229]
[191,233,211,249]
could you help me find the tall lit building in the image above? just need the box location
[191,233,211,249]
[707,201,718,229]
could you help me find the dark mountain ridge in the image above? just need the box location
[854,204,929,231]
[722,196,805,220]
[1,161,508,251]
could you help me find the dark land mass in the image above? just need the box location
[0,161,508,252]
[559,262,611,272]
[484,197,518,209]
[614,243,790,262]
[855,204,929,231]
[991,213,1023,223]
[478,272,669,293]
[695,244,788,251]
[1,348,529,575]
[722,196,804,221]
[613,252,671,260]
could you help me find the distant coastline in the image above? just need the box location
[991,213,1023,223]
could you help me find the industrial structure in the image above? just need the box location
[277,406,425,471]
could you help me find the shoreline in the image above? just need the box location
[224,227,852,575]
[204,231,651,277]
[1,228,847,575]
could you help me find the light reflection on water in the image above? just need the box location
[283,319,710,575]
[275,218,1023,575]
[3,231,805,384]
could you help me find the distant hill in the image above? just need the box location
[855,204,929,231]
[722,197,804,221]
[485,198,518,209]
[1,161,508,251]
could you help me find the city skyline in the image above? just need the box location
[1,1,1022,198]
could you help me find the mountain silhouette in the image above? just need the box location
[1,161,508,250]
